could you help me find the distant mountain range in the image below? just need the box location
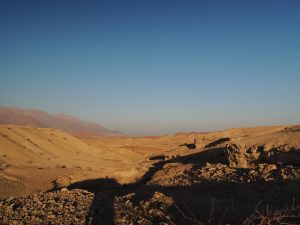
[0,106,121,136]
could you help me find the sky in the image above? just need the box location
[0,0,300,135]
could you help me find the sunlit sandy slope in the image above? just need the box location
[0,125,145,198]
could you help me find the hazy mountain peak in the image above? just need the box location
[0,106,121,136]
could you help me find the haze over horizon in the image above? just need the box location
[1,0,300,135]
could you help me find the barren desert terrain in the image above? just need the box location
[1,124,300,224]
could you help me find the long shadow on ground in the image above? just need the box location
[68,148,300,225]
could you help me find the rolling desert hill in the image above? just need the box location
[0,106,120,136]
[0,125,145,199]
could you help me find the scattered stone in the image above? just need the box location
[0,189,94,225]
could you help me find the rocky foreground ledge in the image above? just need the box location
[2,183,300,225]
[0,187,179,225]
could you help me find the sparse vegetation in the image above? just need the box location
[242,201,300,225]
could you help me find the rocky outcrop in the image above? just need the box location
[225,144,259,168]
[225,143,300,169]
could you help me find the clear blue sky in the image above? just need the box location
[0,0,299,135]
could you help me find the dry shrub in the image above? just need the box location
[242,200,300,225]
